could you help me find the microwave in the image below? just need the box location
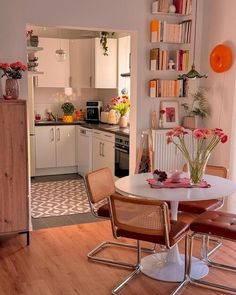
[85,101,103,122]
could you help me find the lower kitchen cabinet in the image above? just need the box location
[92,130,115,175]
[35,125,76,169]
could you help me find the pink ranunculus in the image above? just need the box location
[0,63,10,70]
[221,135,228,143]
[166,131,174,137]
[111,97,118,103]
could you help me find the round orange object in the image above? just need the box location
[210,44,233,73]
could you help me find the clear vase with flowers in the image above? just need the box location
[166,126,228,185]
[0,61,27,99]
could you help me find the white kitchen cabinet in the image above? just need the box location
[92,130,115,175]
[35,125,76,169]
[94,38,117,88]
[70,39,93,89]
[69,38,117,89]
[56,125,76,167]
[36,37,70,87]
[35,126,56,168]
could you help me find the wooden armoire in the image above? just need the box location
[0,99,29,244]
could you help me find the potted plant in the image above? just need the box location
[181,87,210,129]
[61,102,75,123]
[100,31,115,56]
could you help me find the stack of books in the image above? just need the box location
[149,79,188,98]
[150,20,192,43]
[150,48,189,71]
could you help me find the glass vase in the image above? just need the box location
[5,78,19,100]
[187,151,211,185]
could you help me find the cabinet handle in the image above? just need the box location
[50,128,54,141]
[99,142,102,156]
[33,76,38,87]
[102,143,105,157]
[57,128,60,141]
[89,76,92,87]
[105,134,112,138]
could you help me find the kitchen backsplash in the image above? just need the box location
[34,87,118,119]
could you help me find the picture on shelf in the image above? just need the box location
[160,100,179,128]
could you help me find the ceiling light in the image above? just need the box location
[179,0,207,80]
[55,29,66,62]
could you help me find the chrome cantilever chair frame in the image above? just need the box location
[108,195,190,295]
[84,168,155,270]
[188,231,236,293]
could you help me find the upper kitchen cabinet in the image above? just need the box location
[70,37,117,89]
[70,39,93,89]
[36,37,70,87]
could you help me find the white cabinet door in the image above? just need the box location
[94,38,117,88]
[37,37,70,87]
[56,126,76,167]
[70,39,92,89]
[92,136,103,171]
[103,140,115,175]
[35,126,56,168]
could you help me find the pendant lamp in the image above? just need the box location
[55,29,66,62]
[179,0,207,79]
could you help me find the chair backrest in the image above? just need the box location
[85,167,116,204]
[109,194,170,239]
[183,164,228,178]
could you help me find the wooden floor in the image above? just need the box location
[0,214,236,295]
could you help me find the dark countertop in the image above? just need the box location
[35,121,130,137]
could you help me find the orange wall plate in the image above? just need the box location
[210,44,233,73]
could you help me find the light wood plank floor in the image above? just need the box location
[1,214,236,295]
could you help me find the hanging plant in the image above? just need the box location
[100,31,115,56]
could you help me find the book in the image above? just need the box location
[150,20,158,42]
[150,80,157,97]
[150,48,158,70]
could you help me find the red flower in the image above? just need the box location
[221,135,228,143]
[167,137,172,144]
[160,109,165,115]
[0,63,10,70]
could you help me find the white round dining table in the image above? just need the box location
[115,173,236,282]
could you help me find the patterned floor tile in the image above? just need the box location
[31,179,91,218]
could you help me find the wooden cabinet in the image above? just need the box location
[36,37,70,87]
[0,100,29,237]
[92,130,115,175]
[35,125,76,169]
[70,38,117,89]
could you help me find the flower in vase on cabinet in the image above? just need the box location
[0,61,27,99]
[112,95,130,128]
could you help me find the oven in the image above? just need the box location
[115,135,129,178]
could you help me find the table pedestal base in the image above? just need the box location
[140,253,208,282]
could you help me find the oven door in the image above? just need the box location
[115,146,129,178]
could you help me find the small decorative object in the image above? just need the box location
[210,44,233,73]
[169,170,182,183]
[168,59,175,70]
[169,4,176,13]
[0,61,27,99]
[153,169,167,185]
[160,100,179,128]
[100,31,115,56]
[181,87,210,129]
[61,102,75,123]
[112,95,130,128]
[30,35,39,47]
[159,109,165,129]
[26,29,33,46]
[166,126,228,184]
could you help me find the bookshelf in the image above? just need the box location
[149,0,195,99]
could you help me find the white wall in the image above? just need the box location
[200,0,236,174]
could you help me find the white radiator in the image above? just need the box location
[152,129,192,172]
